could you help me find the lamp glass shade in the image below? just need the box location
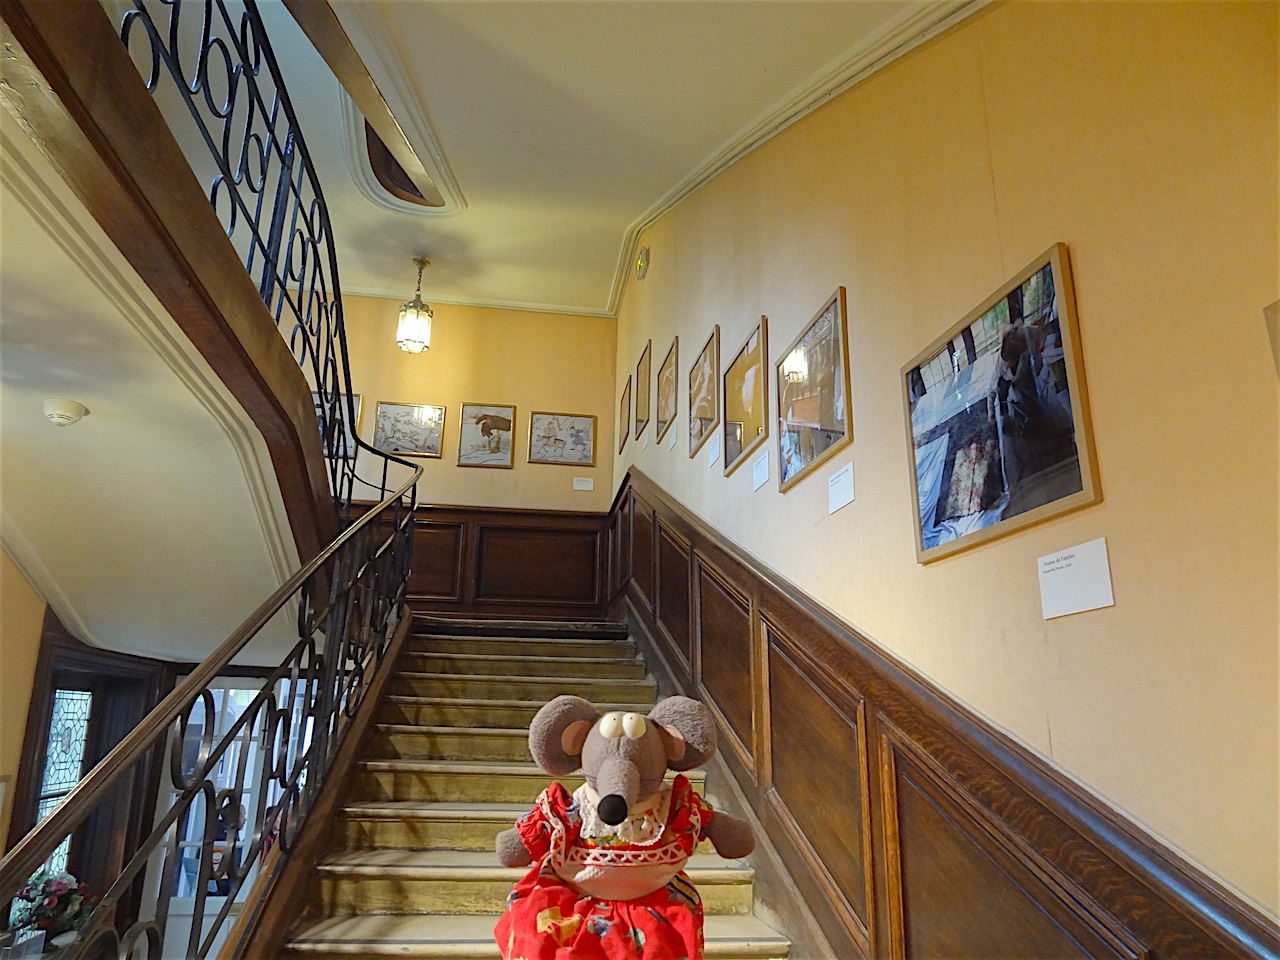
[397,298,432,354]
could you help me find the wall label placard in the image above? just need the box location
[752,451,769,491]
[828,462,854,514]
[707,433,720,468]
[1038,537,1114,619]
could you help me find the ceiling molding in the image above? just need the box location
[0,126,299,643]
[602,0,992,318]
[340,2,468,217]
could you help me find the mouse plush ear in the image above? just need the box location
[647,697,716,771]
[529,696,600,775]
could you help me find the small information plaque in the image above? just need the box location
[752,451,769,491]
[641,432,650,450]
[827,462,854,513]
[707,434,720,468]
[1038,537,1115,620]
[572,478,594,492]
[667,426,678,449]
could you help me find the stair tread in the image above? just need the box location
[286,912,788,954]
[384,695,655,710]
[407,651,645,666]
[359,759,703,779]
[317,849,750,874]
[374,724,529,737]
[343,801,530,820]
[398,672,653,684]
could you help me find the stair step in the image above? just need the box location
[402,652,649,680]
[312,850,753,916]
[378,696,656,729]
[283,913,789,959]
[412,618,630,641]
[391,673,657,702]
[411,636,638,660]
[354,761,704,804]
[369,725,532,762]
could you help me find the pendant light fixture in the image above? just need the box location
[396,257,433,354]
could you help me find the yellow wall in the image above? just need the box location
[614,3,1279,913]
[1,546,45,851]
[341,296,616,511]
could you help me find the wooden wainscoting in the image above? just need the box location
[402,504,609,620]
[608,469,1279,960]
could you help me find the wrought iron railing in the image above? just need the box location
[0,479,418,959]
[1,1,424,957]
[114,0,396,516]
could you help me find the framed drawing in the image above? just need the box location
[373,401,445,458]
[902,242,1099,563]
[723,317,769,477]
[458,402,516,468]
[634,340,652,439]
[529,412,597,466]
[618,377,632,455]
[776,288,853,492]
[655,337,678,443]
[688,326,720,457]
[312,391,361,459]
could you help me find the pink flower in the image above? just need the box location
[42,895,59,909]
[78,883,89,893]
[49,879,68,895]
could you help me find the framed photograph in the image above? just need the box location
[723,317,769,477]
[458,402,516,468]
[655,337,678,444]
[529,412,597,466]
[776,288,853,492]
[902,242,1099,563]
[312,391,361,459]
[373,401,445,458]
[618,377,631,455]
[688,325,720,457]
[634,340,652,439]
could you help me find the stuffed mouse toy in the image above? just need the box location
[494,695,754,960]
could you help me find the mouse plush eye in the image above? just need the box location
[622,713,647,739]
[598,713,624,738]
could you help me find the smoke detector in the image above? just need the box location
[44,398,90,426]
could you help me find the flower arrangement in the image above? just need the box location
[10,869,94,941]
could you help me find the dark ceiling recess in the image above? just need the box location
[365,121,430,207]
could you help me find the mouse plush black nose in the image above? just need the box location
[598,794,629,825]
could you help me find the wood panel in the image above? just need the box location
[655,522,692,674]
[609,468,1280,960]
[695,557,755,772]
[632,497,655,612]
[475,526,599,603]
[407,522,464,600]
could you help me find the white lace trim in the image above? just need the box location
[573,783,671,845]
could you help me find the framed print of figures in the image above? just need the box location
[458,402,516,468]
[635,340,652,438]
[688,326,720,457]
[312,391,361,459]
[373,401,445,458]
[529,412,597,466]
[723,317,769,477]
[776,289,853,492]
[902,243,1099,563]
[619,377,632,455]
[655,337,678,443]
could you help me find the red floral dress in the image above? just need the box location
[494,774,716,960]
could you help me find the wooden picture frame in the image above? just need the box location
[723,317,769,477]
[373,401,445,458]
[776,288,853,492]
[529,412,597,466]
[634,340,652,439]
[618,377,631,455]
[458,402,516,468]
[902,242,1099,562]
[688,326,720,457]
[312,391,361,459]
[655,337,678,444]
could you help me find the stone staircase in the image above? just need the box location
[281,619,790,959]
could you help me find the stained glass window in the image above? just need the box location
[36,689,92,875]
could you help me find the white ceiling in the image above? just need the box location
[281,0,982,315]
[0,0,979,661]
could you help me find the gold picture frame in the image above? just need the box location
[373,401,446,458]
[688,326,720,457]
[722,317,769,477]
[458,402,516,469]
[618,377,631,455]
[655,337,678,444]
[634,340,652,439]
[776,288,853,492]
[901,243,1099,563]
[529,411,597,466]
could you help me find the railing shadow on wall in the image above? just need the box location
[609,468,1279,960]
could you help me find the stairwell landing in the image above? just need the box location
[281,618,790,960]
